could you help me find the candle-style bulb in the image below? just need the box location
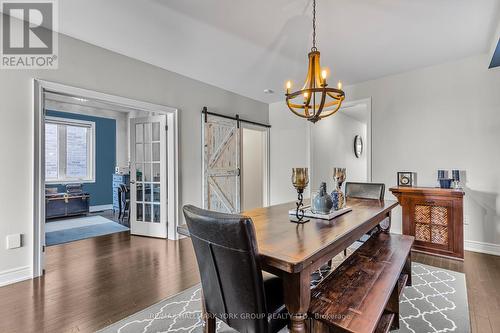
[303,92,309,98]
[337,81,343,90]
[321,69,327,80]
[286,81,292,90]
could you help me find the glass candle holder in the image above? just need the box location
[291,168,309,223]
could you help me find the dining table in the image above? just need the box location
[177,197,399,333]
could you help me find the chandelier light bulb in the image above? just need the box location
[337,81,342,90]
[286,81,292,90]
[321,69,327,80]
[303,92,309,98]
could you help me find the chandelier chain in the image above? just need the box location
[312,0,317,52]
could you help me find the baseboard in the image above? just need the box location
[0,266,32,287]
[465,240,500,256]
[89,204,113,213]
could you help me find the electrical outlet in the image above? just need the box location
[6,234,22,249]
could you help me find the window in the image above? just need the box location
[45,117,95,183]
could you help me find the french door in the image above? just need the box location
[130,116,168,238]
[203,114,241,213]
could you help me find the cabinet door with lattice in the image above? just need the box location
[410,199,454,253]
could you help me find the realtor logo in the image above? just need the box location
[1,0,58,69]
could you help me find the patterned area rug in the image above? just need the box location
[99,262,469,333]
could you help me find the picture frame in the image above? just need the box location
[397,172,416,187]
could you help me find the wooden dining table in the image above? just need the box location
[178,198,399,333]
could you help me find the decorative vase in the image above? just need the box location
[331,167,346,210]
[312,182,333,214]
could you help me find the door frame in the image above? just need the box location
[33,79,179,278]
[201,113,271,213]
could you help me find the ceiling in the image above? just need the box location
[56,0,500,103]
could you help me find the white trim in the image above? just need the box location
[0,266,32,287]
[465,240,500,256]
[33,79,180,279]
[89,204,113,213]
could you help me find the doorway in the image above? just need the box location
[33,80,179,278]
[242,126,269,211]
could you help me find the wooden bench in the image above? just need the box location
[308,232,414,333]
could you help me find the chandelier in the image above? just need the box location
[285,0,345,123]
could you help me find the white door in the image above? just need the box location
[203,114,240,213]
[130,116,168,238]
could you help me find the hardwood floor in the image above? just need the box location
[0,232,199,333]
[0,232,499,333]
[412,251,500,333]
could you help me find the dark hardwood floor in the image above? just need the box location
[0,232,499,333]
[0,232,200,333]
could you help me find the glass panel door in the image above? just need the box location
[130,115,167,238]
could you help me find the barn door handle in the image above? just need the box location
[237,168,241,176]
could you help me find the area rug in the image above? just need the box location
[45,215,129,246]
[98,263,469,333]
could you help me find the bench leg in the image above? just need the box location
[403,252,412,286]
[386,283,400,330]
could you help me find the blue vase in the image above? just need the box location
[331,186,345,211]
[312,182,333,214]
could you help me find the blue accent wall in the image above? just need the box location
[489,38,500,69]
[45,110,116,207]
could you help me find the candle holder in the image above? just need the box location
[452,169,461,189]
[331,167,346,210]
[291,168,310,224]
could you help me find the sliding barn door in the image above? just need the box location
[203,114,241,213]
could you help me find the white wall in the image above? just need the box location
[269,103,310,205]
[0,23,268,281]
[269,103,368,204]
[242,128,264,210]
[344,54,500,253]
[310,112,368,192]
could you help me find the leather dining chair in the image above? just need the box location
[183,205,288,333]
[345,182,385,201]
[345,182,388,254]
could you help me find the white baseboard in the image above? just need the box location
[0,266,32,287]
[89,204,113,213]
[465,240,500,256]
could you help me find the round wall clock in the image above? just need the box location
[354,135,363,158]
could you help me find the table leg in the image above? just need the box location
[283,270,311,333]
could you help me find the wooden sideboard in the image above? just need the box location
[390,186,464,260]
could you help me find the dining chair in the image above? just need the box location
[118,184,130,225]
[345,182,387,254]
[183,205,288,333]
[345,182,385,201]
